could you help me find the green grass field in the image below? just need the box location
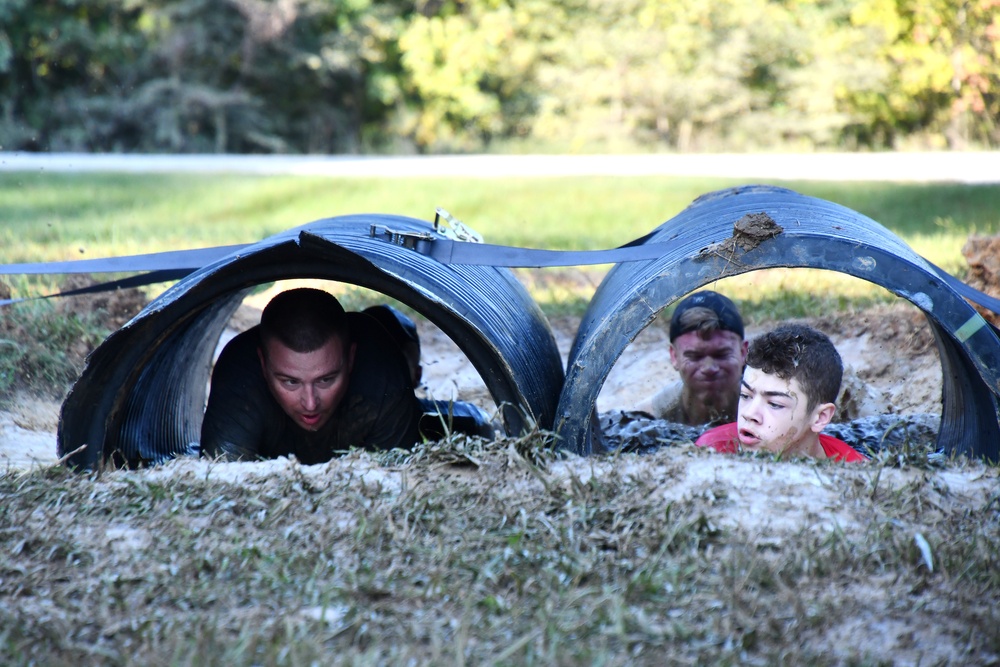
[2,173,997,263]
[2,172,998,321]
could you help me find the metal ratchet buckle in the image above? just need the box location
[434,207,484,243]
[369,224,436,250]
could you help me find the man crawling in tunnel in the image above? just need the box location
[201,288,492,464]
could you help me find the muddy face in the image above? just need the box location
[669,329,747,412]
[737,367,822,457]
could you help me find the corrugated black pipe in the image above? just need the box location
[58,215,564,470]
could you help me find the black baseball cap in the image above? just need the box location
[669,291,744,341]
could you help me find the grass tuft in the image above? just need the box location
[0,298,106,403]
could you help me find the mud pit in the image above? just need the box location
[0,297,944,468]
[600,301,941,419]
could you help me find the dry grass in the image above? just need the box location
[1,433,997,666]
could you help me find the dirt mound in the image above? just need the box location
[811,302,936,360]
[50,276,149,369]
[800,302,940,417]
[962,234,1000,328]
[54,275,149,331]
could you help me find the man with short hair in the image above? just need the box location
[638,290,749,426]
[201,288,422,464]
[696,323,866,462]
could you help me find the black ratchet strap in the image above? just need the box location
[391,228,1000,317]
[0,244,249,275]
[371,224,662,267]
[0,244,249,306]
[3,235,999,319]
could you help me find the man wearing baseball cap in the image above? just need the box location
[637,290,748,426]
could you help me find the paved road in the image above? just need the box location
[1,151,999,183]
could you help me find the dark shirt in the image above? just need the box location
[200,312,421,463]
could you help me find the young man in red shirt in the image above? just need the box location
[696,323,866,463]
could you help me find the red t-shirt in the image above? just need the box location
[695,422,867,463]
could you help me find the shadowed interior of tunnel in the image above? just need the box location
[597,268,947,449]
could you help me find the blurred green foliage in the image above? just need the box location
[1,0,997,154]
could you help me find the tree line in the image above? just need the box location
[1,0,997,154]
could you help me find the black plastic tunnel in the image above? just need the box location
[58,214,564,470]
[556,185,1000,460]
